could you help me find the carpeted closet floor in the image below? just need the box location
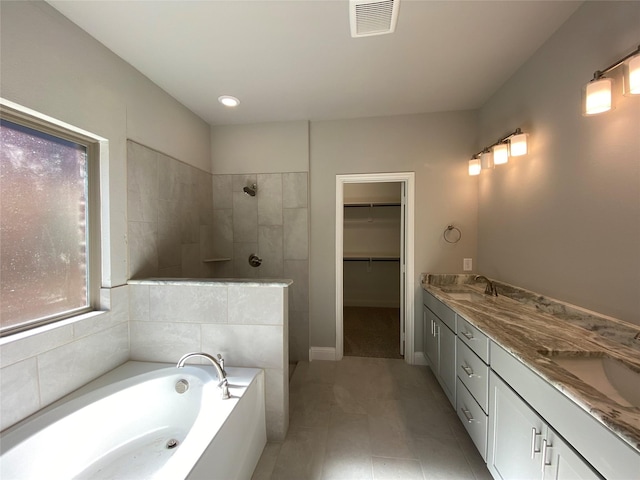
[343,306,403,359]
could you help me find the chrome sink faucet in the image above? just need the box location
[475,275,498,297]
[177,352,230,399]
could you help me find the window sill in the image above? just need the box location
[0,310,108,346]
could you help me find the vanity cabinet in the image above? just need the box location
[490,342,638,480]
[422,285,640,480]
[422,291,456,407]
[456,315,491,460]
[488,371,600,480]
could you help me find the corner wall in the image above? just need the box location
[477,1,640,325]
[310,112,479,352]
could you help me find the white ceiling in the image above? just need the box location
[47,0,582,126]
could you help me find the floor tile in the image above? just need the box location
[408,435,477,480]
[251,443,282,480]
[253,358,491,480]
[270,426,327,480]
[372,457,424,480]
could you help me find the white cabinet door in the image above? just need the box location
[489,372,600,480]
[423,306,439,371]
[488,372,545,480]
[422,306,429,364]
[438,321,456,406]
[542,430,601,480]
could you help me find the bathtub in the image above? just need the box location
[0,361,266,480]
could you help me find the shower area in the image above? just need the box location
[127,143,310,368]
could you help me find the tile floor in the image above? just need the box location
[252,357,492,480]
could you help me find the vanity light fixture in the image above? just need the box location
[468,128,528,176]
[218,95,240,107]
[583,44,640,116]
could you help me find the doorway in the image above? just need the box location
[335,173,415,363]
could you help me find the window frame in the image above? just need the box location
[0,101,103,337]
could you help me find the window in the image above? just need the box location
[0,105,101,336]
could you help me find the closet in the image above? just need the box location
[343,182,403,358]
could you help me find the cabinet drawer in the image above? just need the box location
[457,338,489,413]
[457,316,489,363]
[456,378,488,461]
[422,289,456,331]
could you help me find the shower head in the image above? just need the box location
[243,184,257,197]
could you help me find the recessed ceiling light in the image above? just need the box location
[218,95,240,107]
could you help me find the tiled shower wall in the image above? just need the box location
[210,173,310,362]
[127,140,215,279]
[127,143,310,362]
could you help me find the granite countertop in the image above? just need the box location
[422,274,640,454]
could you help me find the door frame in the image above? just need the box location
[335,172,415,363]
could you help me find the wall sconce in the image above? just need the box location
[583,44,640,116]
[468,157,481,176]
[493,143,509,165]
[468,128,528,176]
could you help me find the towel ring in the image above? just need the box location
[443,225,462,244]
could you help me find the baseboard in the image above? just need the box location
[309,347,337,361]
[413,351,428,366]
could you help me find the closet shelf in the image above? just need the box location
[344,201,401,207]
[343,253,400,262]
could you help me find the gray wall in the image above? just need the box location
[0,1,211,288]
[477,1,640,325]
[0,1,209,429]
[310,112,479,350]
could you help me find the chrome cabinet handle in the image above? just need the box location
[460,407,474,423]
[461,330,474,340]
[461,364,474,377]
[530,428,541,459]
[541,439,552,471]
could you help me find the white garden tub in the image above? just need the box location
[0,361,266,480]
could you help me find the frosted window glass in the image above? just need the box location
[1,119,89,333]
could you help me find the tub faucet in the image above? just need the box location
[177,352,230,399]
[475,275,498,297]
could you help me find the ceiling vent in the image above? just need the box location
[349,0,400,38]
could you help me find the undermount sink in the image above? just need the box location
[541,353,640,408]
[439,288,487,302]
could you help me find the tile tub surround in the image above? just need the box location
[0,286,130,431]
[423,274,640,452]
[128,278,291,441]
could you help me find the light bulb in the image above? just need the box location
[583,78,614,115]
[510,133,528,157]
[468,159,481,176]
[493,143,509,165]
[218,95,240,107]
[480,151,493,170]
